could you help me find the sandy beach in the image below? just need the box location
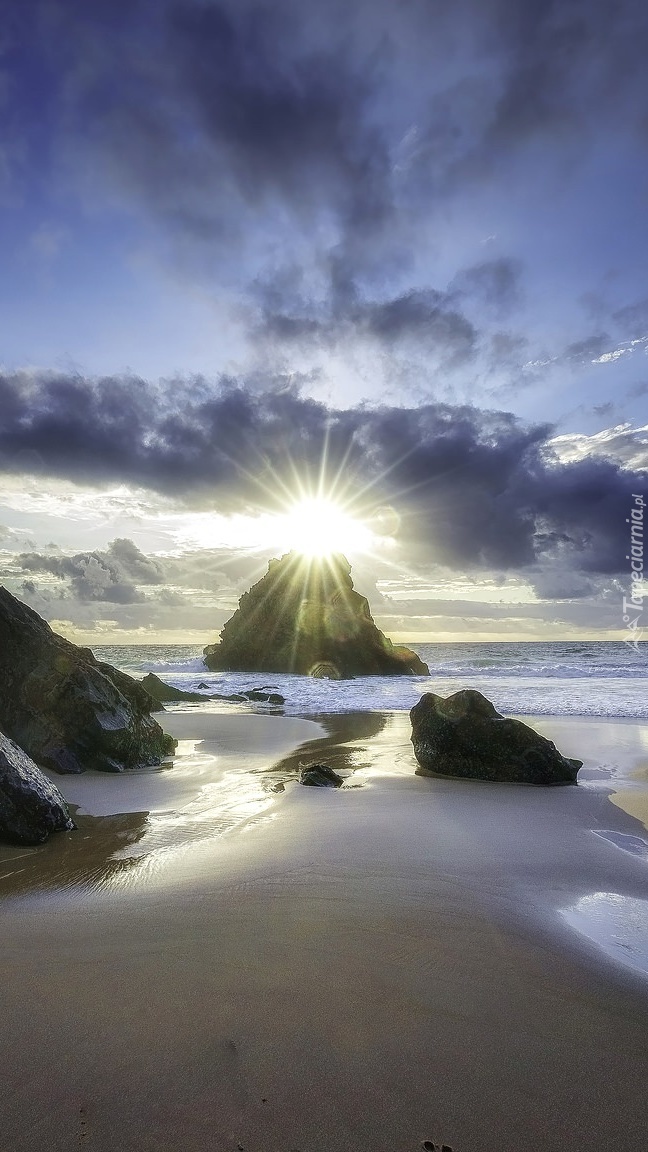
[3,707,648,1151]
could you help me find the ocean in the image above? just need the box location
[93,640,648,719]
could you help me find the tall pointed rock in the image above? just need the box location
[204,552,429,677]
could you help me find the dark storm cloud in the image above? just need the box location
[167,1,390,232]
[465,0,645,157]
[521,455,644,575]
[10,0,647,256]
[39,0,393,256]
[17,538,164,602]
[3,0,646,398]
[1,371,645,584]
[529,568,604,602]
[365,291,476,360]
[485,1,613,144]
[251,275,478,367]
[383,0,648,203]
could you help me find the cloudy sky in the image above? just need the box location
[1,0,647,645]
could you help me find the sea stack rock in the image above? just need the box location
[0,586,176,774]
[0,730,76,845]
[410,689,582,785]
[204,552,429,678]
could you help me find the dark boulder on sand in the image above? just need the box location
[0,730,76,844]
[204,552,429,678]
[299,763,345,788]
[0,587,176,774]
[410,689,582,785]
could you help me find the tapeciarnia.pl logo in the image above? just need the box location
[623,493,645,651]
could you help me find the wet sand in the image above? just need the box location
[2,710,648,1151]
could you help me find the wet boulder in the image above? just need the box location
[141,674,285,707]
[204,552,429,678]
[0,587,176,774]
[140,673,209,705]
[240,688,285,705]
[299,763,345,788]
[0,730,76,844]
[410,689,582,785]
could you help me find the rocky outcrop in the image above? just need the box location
[0,587,176,774]
[410,689,582,785]
[140,673,285,707]
[140,673,209,705]
[204,552,429,678]
[299,763,345,787]
[0,730,76,844]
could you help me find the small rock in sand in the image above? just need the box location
[299,762,344,788]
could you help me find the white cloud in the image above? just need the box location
[549,423,648,470]
[377,572,537,604]
[591,334,648,364]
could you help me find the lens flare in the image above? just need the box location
[275,497,373,558]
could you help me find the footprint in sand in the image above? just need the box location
[223,1038,249,1109]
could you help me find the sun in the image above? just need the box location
[274,497,373,558]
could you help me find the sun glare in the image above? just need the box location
[275,497,373,558]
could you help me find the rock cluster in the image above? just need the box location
[410,689,581,785]
[141,673,284,706]
[204,552,428,678]
[140,673,211,705]
[0,587,176,777]
[0,587,179,844]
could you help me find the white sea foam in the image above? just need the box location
[139,657,208,675]
[91,641,648,719]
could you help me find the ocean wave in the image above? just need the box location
[93,641,648,720]
[140,657,208,674]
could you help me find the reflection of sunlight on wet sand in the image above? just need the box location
[84,713,398,894]
[358,712,418,778]
[538,717,648,834]
[0,713,326,900]
[0,809,151,899]
[167,738,203,767]
[562,892,648,978]
[8,711,648,912]
[99,716,410,893]
[112,769,275,857]
[57,768,283,895]
[604,744,648,834]
[94,713,331,891]
[104,762,285,891]
[609,784,648,832]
